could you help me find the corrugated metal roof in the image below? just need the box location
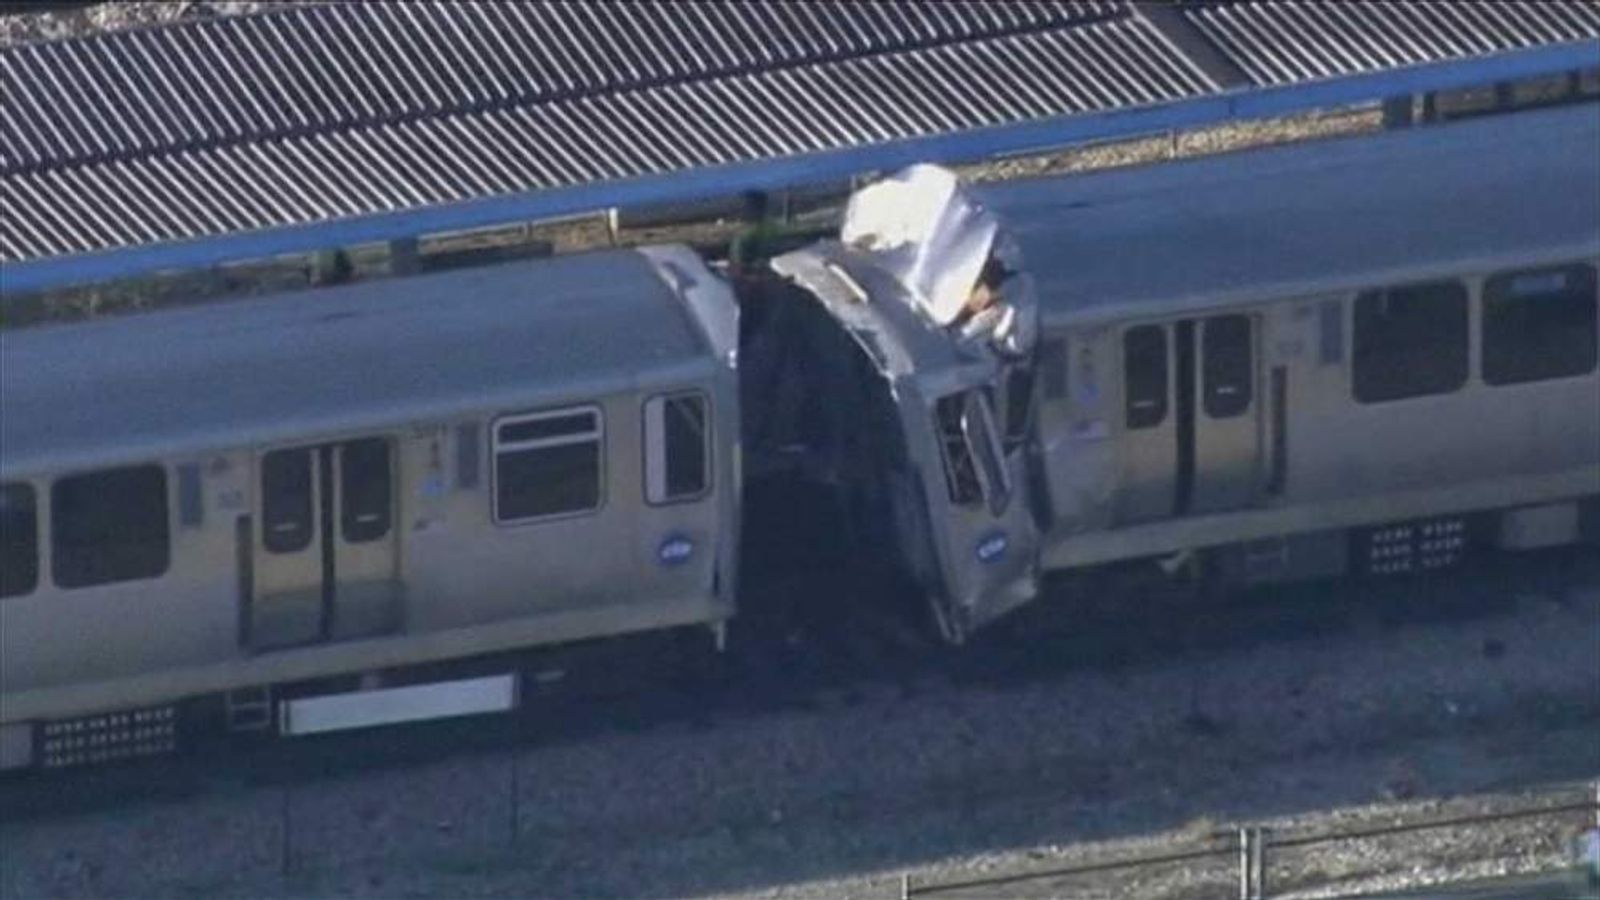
[1,1,1596,274]
[1187,1,1600,86]
[0,13,1214,262]
[0,0,1120,175]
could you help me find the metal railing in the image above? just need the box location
[904,783,1600,900]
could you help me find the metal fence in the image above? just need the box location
[905,783,1600,900]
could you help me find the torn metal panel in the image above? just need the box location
[840,164,1041,362]
[841,164,1000,326]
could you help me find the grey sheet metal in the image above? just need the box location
[771,240,982,385]
[1186,1,1600,87]
[4,2,1593,269]
[976,103,1600,325]
[0,1,1122,175]
[841,163,1002,326]
[0,248,717,476]
[0,6,1209,264]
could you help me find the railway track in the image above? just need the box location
[2,548,1595,898]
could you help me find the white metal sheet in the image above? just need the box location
[278,673,518,736]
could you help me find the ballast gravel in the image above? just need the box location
[2,576,1596,899]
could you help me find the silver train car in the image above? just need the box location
[992,101,1600,586]
[1,102,1595,769]
[0,247,739,767]
[761,102,1598,642]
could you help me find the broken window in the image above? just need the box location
[935,391,1011,517]
[936,395,983,508]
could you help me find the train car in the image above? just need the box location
[755,102,1598,642]
[0,246,739,768]
[981,101,1600,586]
[3,100,1595,772]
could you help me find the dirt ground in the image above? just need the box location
[2,572,1595,899]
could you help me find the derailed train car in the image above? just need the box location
[761,101,1600,639]
[2,103,1597,769]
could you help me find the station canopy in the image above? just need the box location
[1,1,1596,274]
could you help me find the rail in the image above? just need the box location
[904,783,1600,899]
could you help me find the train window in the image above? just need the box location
[1352,281,1468,403]
[964,392,1012,517]
[935,392,1010,516]
[1,482,38,598]
[1482,263,1598,386]
[935,395,983,507]
[262,449,314,555]
[1202,315,1253,419]
[340,438,392,543]
[1123,326,1168,429]
[644,393,710,504]
[494,407,603,523]
[51,465,170,589]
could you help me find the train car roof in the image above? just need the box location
[978,103,1600,325]
[1,248,717,476]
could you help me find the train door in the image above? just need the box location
[249,437,400,650]
[1117,314,1261,523]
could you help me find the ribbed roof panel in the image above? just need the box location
[0,15,1208,262]
[0,0,1122,174]
[1187,1,1600,86]
[3,1,1595,269]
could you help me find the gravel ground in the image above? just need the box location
[3,569,1595,899]
[0,2,287,47]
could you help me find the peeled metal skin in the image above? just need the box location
[840,164,1038,359]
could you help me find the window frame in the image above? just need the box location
[935,394,982,508]
[1351,279,1470,405]
[1,480,39,599]
[962,391,1013,518]
[50,463,172,590]
[1480,262,1599,387]
[1123,325,1169,430]
[261,447,316,556]
[642,390,713,507]
[933,391,1011,517]
[1201,314,1254,420]
[491,404,606,526]
[339,437,394,544]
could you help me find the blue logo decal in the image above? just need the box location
[976,531,1008,564]
[658,536,695,566]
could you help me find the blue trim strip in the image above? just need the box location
[3,40,1595,295]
